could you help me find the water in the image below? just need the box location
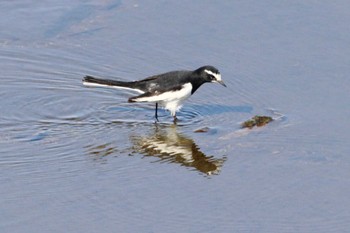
[1,1,350,232]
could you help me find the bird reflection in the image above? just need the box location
[131,125,226,176]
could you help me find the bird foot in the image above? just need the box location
[154,117,159,123]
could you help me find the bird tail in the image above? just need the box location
[82,76,145,93]
[82,76,130,87]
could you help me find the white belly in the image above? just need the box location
[132,83,193,116]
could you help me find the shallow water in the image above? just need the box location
[1,1,350,232]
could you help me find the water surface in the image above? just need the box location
[1,1,350,232]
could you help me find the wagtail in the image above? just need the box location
[83,65,226,122]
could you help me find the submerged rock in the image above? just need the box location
[241,115,273,129]
[194,127,210,133]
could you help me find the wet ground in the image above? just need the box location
[1,1,350,232]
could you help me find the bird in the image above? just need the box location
[82,65,226,122]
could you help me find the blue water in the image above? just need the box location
[1,1,349,232]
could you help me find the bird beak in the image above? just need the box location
[216,80,227,87]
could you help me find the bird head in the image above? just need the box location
[196,65,226,87]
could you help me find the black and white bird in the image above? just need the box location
[82,65,226,122]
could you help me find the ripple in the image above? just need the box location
[0,45,251,129]
[101,102,205,126]
[174,107,204,126]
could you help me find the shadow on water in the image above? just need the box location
[85,123,226,176]
[130,124,226,176]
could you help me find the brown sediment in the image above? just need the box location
[241,115,273,129]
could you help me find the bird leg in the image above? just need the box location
[155,103,159,122]
[173,115,178,124]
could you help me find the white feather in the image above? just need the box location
[83,81,144,94]
[133,83,193,116]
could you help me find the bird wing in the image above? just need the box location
[131,70,191,92]
[128,84,185,103]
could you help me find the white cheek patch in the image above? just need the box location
[204,69,222,81]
